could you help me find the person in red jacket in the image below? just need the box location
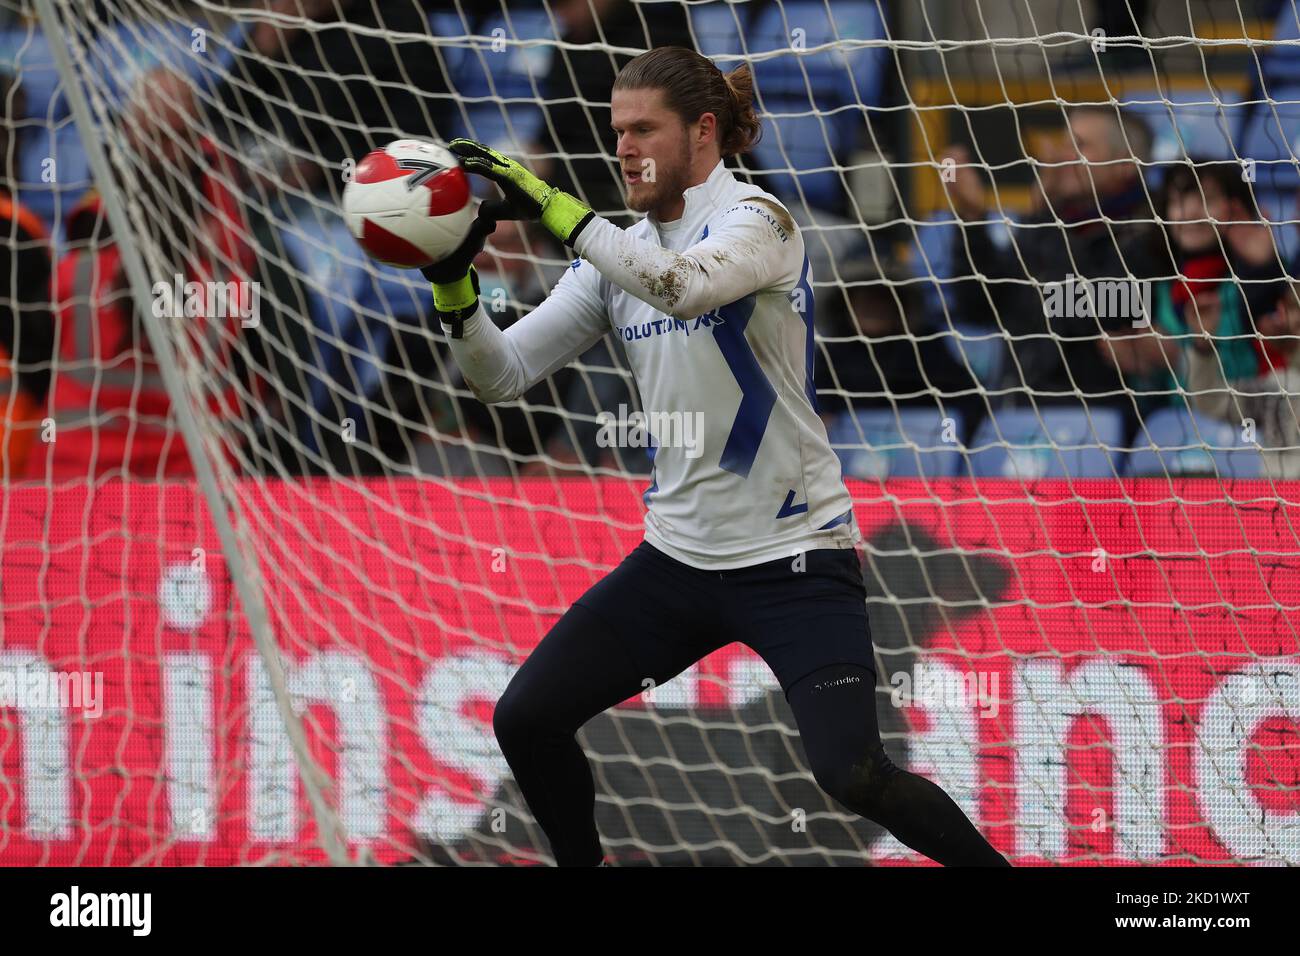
[0,71,55,481]
[32,71,258,481]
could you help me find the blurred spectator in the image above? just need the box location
[140,0,453,197]
[532,0,693,218]
[945,107,1171,427]
[1098,159,1287,418]
[1153,160,1287,364]
[1185,279,1300,476]
[30,70,264,481]
[814,254,983,430]
[110,0,460,477]
[0,70,54,479]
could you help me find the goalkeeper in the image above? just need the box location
[423,46,1009,867]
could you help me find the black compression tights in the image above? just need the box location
[785,661,1011,867]
[492,604,1010,867]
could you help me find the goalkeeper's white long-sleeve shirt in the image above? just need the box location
[442,159,860,569]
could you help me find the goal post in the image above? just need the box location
[30,0,350,865]
[0,0,1296,866]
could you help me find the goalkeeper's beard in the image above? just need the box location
[625,143,693,216]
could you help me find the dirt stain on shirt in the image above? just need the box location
[621,249,692,308]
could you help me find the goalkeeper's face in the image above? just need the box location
[611,89,696,216]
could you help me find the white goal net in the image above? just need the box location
[0,0,1297,865]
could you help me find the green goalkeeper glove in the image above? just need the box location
[447,138,595,248]
[420,201,502,339]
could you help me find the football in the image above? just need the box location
[342,139,474,268]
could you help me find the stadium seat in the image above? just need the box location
[3,25,69,238]
[1122,88,1246,171]
[1259,1,1300,86]
[4,19,208,243]
[1124,406,1264,478]
[0,24,66,122]
[429,10,470,70]
[969,406,1126,479]
[1235,83,1300,194]
[908,212,959,319]
[435,9,548,154]
[827,407,965,479]
[688,2,748,60]
[74,20,212,110]
[742,1,888,211]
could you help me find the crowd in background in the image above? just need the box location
[2,0,1300,482]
